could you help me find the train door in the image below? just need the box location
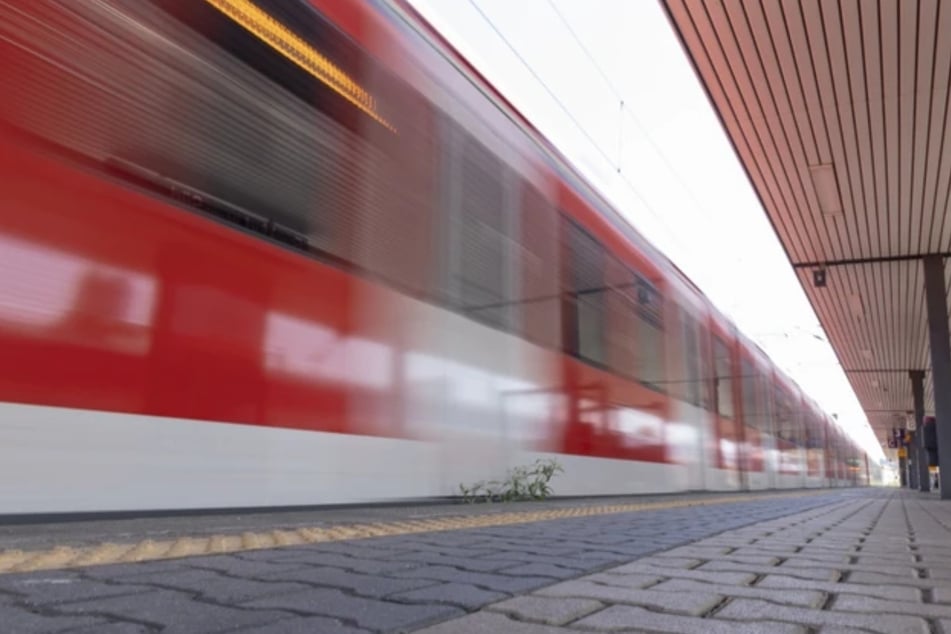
[668,305,708,491]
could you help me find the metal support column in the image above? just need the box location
[911,370,930,491]
[908,441,919,490]
[923,255,951,498]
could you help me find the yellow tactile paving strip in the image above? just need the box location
[0,491,827,574]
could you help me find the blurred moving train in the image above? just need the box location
[0,0,871,515]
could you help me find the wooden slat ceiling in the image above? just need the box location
[663,0,951,451]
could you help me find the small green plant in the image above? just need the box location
[458,459,563,503]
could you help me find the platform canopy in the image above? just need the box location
[663,0,951,455]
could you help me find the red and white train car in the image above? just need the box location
[0,0,868,515]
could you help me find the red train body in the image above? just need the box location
[0,0,868,514]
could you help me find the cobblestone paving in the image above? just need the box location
[419,488,949,634]
[0,489,936,633]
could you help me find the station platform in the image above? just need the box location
[0,487,944,633]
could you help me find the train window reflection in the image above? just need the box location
[264,313,393,389]
[614,406,663,447]
[0,235,155,354]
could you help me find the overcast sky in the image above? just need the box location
[405,0,885,462]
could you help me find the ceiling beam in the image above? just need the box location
[843,369,928,374]
[792,252,951,269]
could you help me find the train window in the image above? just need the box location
[757,371,772,432]
[517,186,561,348]
[0,0,439,292]
[563,218,605,366]
[681,310,702,406]
[601,256,666,390]
[774,386,799,445]
[713,336,734,419]
[632,276,665,390]
[805,413,823,450]
[663,309,686,401]
[604,257,639,378]
[698,324,715,411]
[740,359,757,429]
[453,131,512,330]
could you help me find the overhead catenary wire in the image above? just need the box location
[544,0,721,239]
[464,0,691,261]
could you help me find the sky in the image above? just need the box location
[405,0,886,462]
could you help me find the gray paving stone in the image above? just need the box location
[689,537,757,547]
[413,611,566,633]
[54,589,289,633]
[714,598,929,634]
[483,544,585,557]
[721,553,785,565]
[780,559,918,577]
[315,543,426,558]
[390,582,508,610]
[736,543,803,554]
[182,555,311,578]
[378,541,492,555]
[606,561,756,585]
[699,559,840,581]
[482,552,621,570]
[581,572,665,589]
[243,551,419,575]
[121,568,308,604]
[847,571,935,587]
[649,577,825,607]
[831,593,951,618]
[494,563,579,579]
[391,551,524,572]
[770,549,840,560]
[79,561,193,581]
[64,624,153,634]
[0,570,84,588]
[395,565,553,594]
[485,595,602,625]
[0,603,107,634]
[230,616,371,633]
[533,579,721,616]
[853,553,917,565]
[652,545,733,558]
[243,587,463,631]
[0,574,152,607]
[934,587,951,603]
[255,566,438,598]
[572,604,807,634]
[756,573,922,601]
[624,556,702,569]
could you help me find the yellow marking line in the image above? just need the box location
[0,491,827,574]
